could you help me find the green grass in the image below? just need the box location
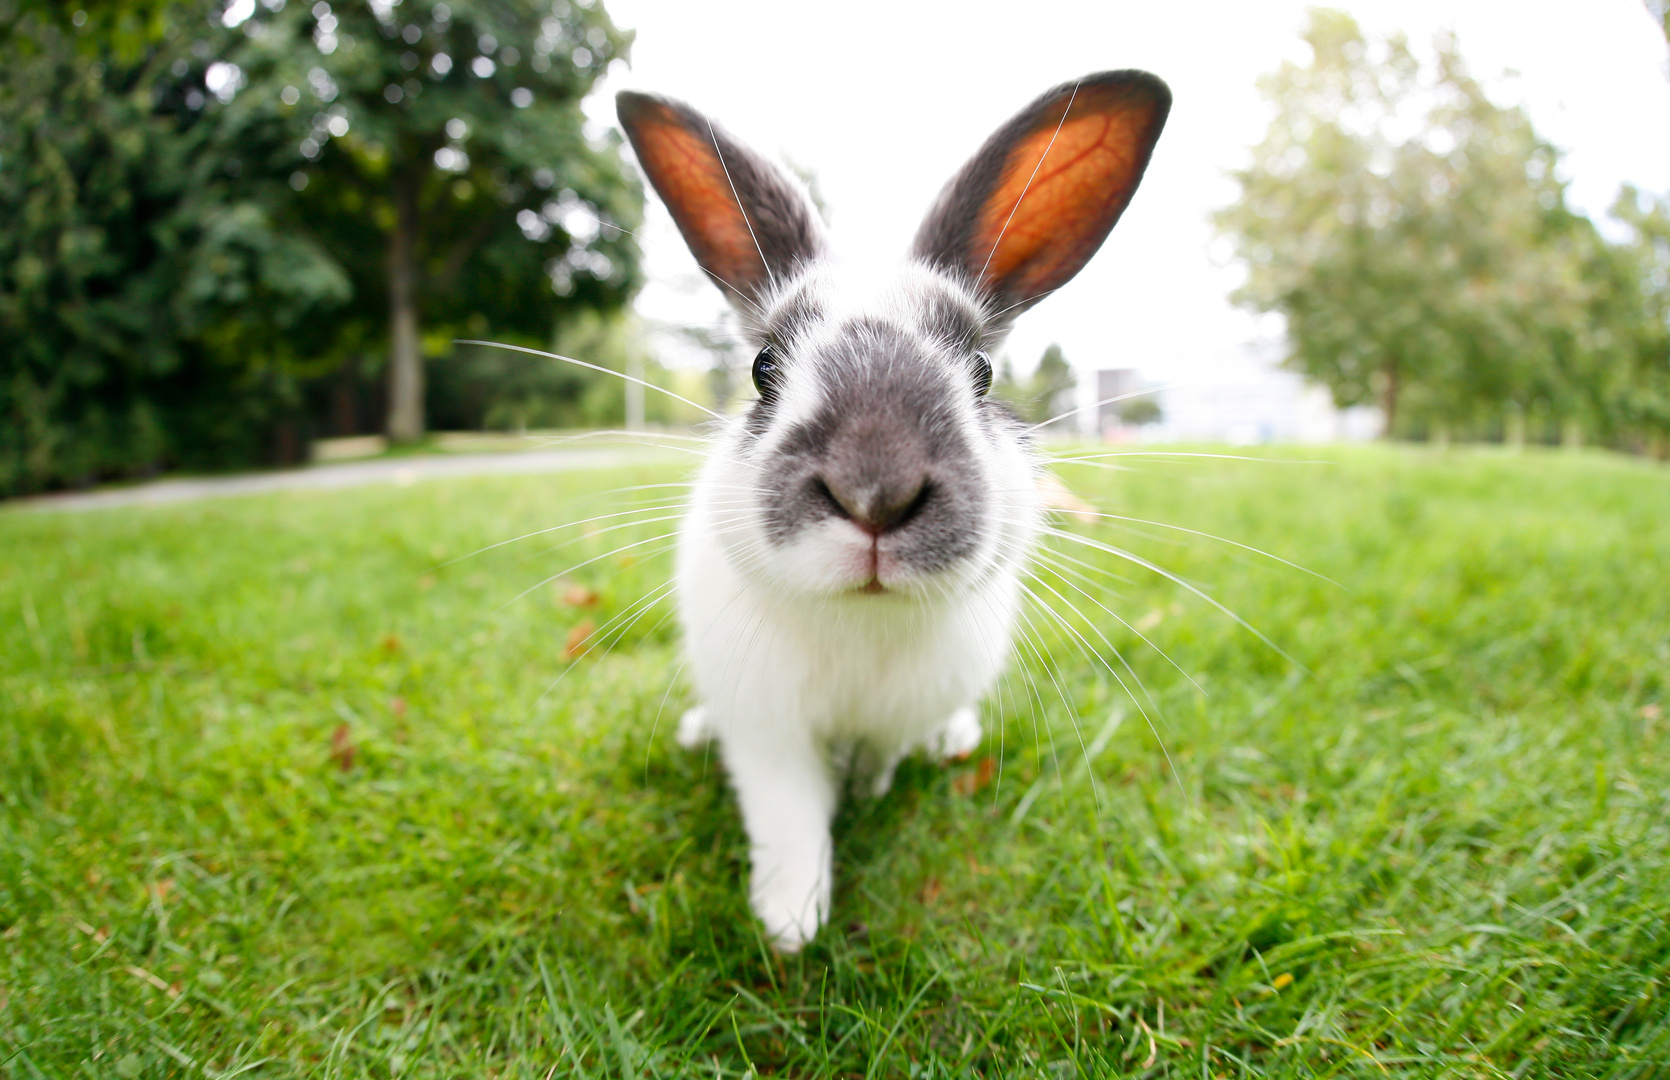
[2,445,1668,1078]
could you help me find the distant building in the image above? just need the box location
[1089,344,1380,444]
[1095,368,1141,437]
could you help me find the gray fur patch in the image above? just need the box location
[759,319,989,573]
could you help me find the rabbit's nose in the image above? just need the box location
[815,475,933,536]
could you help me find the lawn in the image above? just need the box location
[1,445,1667,1078]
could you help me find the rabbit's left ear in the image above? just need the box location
[912,71,1170,321]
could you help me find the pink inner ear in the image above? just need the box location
[973,96,1162,304]
[627,108,765,299]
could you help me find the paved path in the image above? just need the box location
[10,447,678,513]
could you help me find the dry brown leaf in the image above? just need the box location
[1136,1015,1158,1068]
[330,723,356,772]
[562,584,600,608]
[1036,472,1098,524]
[952,756,997,796]
[919,877,942,905]
[564,620,596,660]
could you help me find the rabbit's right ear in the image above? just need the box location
[617,92,824,309]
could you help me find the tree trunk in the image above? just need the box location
[1505,403,1526,450]
[331,354,361,436]
[386,173,424,443]
[1380,357,1399,440]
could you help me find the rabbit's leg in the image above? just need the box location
[723,729,836,951]
[850,741,904,799]
[676,705,712,749]
[930,705,983,760]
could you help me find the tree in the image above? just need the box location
[1118,395,1162,427]
[1603,188,1670,451]
[226,0,642,441]
[0,4,349,495]
[1027,343,1077,429]
[1215,10,1599,439]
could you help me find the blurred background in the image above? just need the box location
[3,0,1668,498]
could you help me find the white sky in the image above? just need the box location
[586,0,1670,385]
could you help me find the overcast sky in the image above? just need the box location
[585,0,1670,384]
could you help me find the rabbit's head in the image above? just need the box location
[618,73,1169,603]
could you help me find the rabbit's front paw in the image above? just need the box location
[750,851,830,952]
[932,706,982,761]
[675,706,711,749]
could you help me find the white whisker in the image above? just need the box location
[455,339,724,420]
[1043,527,1304,670]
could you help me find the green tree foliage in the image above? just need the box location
[430,310,690,430]
[992,344,1078,428]
[1604,188,1670,449]
[0,0,646,496]
[1215,9,1664,445]
[0,5,349,495]
[1118,395,1162,427]
[4,0,177,59]
[1028,343,1076,428]
[227,0,642,441]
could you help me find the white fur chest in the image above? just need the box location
[675,495,1021,756]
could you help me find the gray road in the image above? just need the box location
[9,447,678,513]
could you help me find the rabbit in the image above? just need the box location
[615,70,1170,951]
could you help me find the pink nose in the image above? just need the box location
[816,476,933,536]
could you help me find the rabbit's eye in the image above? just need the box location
[752,344,782,400]
[971,351,993,396]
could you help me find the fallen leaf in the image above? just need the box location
[331,723,356,772]
[919,877,942,905]
[564,620,595,660]
[952,756,997,796]
[1036,472,1098,524]
[561,583,599,608]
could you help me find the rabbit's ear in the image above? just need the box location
[617,92,824,309]
[912,71,1170,321]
